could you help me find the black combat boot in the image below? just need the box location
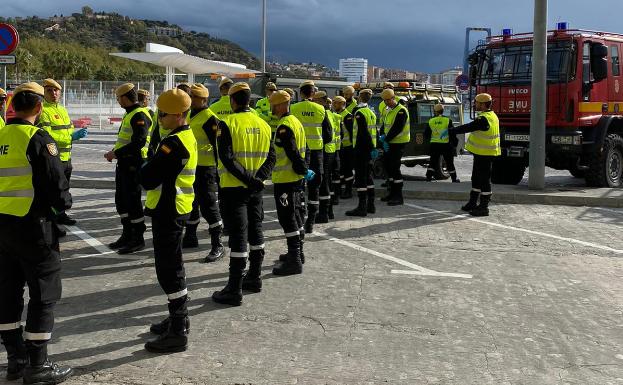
[117,222,146,255]
[109,218,131,249]
[279,230,305,264]
[450,171,460,183]
[461,190,480,212]
[331,185,340,206]
[341,179,353,199]
[203,226,225,263]
[366,188,376,214]
[145,297,189,353]
[150,315,190,335]
[182,223,199,248]
[345,191,367,217]
[304,204,317,234]
[212,258,246,306]
[1,328,27,381]
[380,180,392,202]
[387,182,404,206]
[315,200,329,223]
[273,236,303,275]
[470,194,491,217]
[425,168,435,182]
[327,200,335,220]
[242,249,265,293]
[23,342,73,385]
[56,212,76,226]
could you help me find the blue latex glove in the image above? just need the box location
[379,134,386,143]
[370,149,379,160]
[304,169,316,181]
[71,128,88,141]
[382,141,390,152]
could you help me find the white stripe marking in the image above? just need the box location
[404,203,623,255]
[66,225,110,254]
[313,231,472,279]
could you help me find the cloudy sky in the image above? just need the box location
[5,1,623,72]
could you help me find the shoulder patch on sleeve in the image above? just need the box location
[46,143,59,156]
[278,128,286,134]
[160,144,172,154]
[136,120,146,126]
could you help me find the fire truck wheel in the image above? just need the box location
[586,133,623,187]
[491,156,526,185]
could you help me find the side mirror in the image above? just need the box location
[591,43,608,82]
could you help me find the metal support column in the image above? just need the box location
[261,0,267,73]
[528,0,548,189]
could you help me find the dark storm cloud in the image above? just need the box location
[4,0,623,72]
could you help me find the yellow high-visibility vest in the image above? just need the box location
[384,104,410,144]
[190,108,218,167]
[428,116,450,144]
[272,115,306,184]
[465,110,501,156]
[39,101,74,161]
[353,107,377,149]
[291,100,326,150]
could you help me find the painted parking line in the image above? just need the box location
[404,203,623,255]
[313,231,472,279]
[66,225,110,254]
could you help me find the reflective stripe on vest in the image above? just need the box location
[145,128,197,215]
[465,110,501,156]
[291,100,325,150]
[428,116,450,143]
[39,101,74,161]
[190,108,218,166]
[0,116,5,129]
[345,99,357,113]
[218,112,272,188]
[324,110,339,154]
[272,115,306,184]
[0,124,40,216]
[353,107,377,149]
[114,107,152,158]
[384,104,410,144]
[339,109,353,147]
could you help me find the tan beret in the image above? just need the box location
[380,89,395,100]
[157,89,192,114]
[219,77,233,88]
[266,82,277,91]
[342,85,355,94]
[313,91,327,99]
[115,83,135,97]
[0,88,6,97]
[137,89,150,96]
[14,82,45,97]
[359,89,373,96]
[333,96,346,103]
[434,104,444,113]
[42,78,62,90]
[228,82,251,96]
[383,81,395,89]
[283,87,294,97]
[300,80,315,88]
[475,93,493,103]
[190,83,209,98]
[269,90,291,105]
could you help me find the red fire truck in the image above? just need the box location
[468,25,623,187]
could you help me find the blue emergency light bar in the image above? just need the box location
[502,28,513,36]
[557,22,568,30]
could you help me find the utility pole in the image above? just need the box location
[261,0,267,73]
[528,0,547,189]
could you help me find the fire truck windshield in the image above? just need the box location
[478,41,575,85]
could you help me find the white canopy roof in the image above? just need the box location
[109,52,259,75]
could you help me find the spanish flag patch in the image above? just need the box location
[160,144,172,154]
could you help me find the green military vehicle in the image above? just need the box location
[355,81,466,179]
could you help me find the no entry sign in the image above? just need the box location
[0,24,19,55]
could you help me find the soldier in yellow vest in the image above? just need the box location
[291,80,333,233]
[181,84,224,263]
[334,96,355,199]
[345,89,378,217]
[39,79,86,229]
[138,89,159,159]
[377,81,396,121]
[137,89,151,110]
[269,90,315,275]
[378,88,411,205]
[449,93,500,216]
[209,77,234,122]
[313,91,337,223]
[140,89,196,353]
[105,83,152,254]
[0,88,6,129]
[343,85,357,113]
[425,104,459,183]
[255,82,279,136]
[326,97,342,214]
[0,82,73,384]
[213,82,275,306]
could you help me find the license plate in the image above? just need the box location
[505,134,530,142]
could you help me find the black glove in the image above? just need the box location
[247,177,265,193]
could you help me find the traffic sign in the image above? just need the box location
[0,55,16,65]
[0,24,19,55]
[455,74,470,91]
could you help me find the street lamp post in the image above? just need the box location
[529,0,547,189]
[261,0,267,73]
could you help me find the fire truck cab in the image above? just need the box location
[469,25,623,187]
[355,81,465,180]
